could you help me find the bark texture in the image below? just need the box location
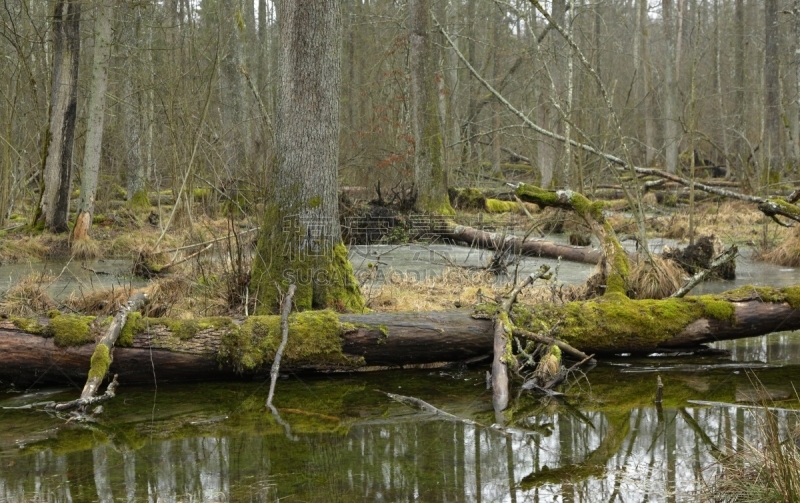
[409,0,452,214]
[41,0,81,233]
[251,0,363,313]
[74,0,113,241]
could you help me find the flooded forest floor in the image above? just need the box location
[2,190,800,502]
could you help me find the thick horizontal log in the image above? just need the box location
[443,224,604,264]
[0,312,493,386]
[2,286,800,386]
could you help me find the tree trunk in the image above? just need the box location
[40,0,81,233]
[663,0,680,174]
[219,0,249,177]
[250,0,364,314]
[73,0,112,242]
[764,0,782,174]
[409,0,453,214]
[123,6,145,203]
[3,288,800,385]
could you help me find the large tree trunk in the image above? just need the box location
[409,0,453,214]
[122,5,145,203]
[3,286,800,386]
[250,0,364,314]
[73,0,113,242]
[40,0,81,233]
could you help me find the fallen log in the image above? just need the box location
[2,285,800,386]
[443,224,605,264]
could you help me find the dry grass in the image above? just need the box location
[757,227,800,267]
[650,200,777,245]
[627,256,685,299]
[0,274,56,316]
[63,286,132,316]
[71,236,102,260]
[700,391,800,502]
[359,267,586,312]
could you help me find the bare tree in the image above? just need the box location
[39,0,81,232]
[73,0,113,243]
[251,0,364,314]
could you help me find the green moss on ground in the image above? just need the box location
[485,199,518,213]
[219,310,362,373]
[88,345,111,380]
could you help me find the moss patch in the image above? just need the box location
[10,316,44,334]
[515,294,740,352]
[118,312,143,346]
[128,189,151,210]
[47,313,96,347]
[219,310,363,373]
[721,285,800,309]
[485,199,518,213]
[87,344,111,380]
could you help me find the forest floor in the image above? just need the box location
[0,191,796,319]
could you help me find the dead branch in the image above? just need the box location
[266,284,296,409]
[512,327,595,364]
[670,245,738,298]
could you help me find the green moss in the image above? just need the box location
[118,312,143,347]
[10,316,44,334]
[219,310,363,373]
[448,187,486,210]
[312,243,365,313]
[128,188,150,209]
[698,298,736,322]
[87,344,111,380]
[252,201,364,314]
[111,184,127,200]
[47,313,96,347]
[308,195,322,208]
[604,230,629,296]
[192,187,212,200]
[515,295,721,352]
[485,199,518,213]
[722,285,800,308]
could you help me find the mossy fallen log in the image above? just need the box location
[2,285,800,385]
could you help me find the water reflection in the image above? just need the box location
[0,364,798,503]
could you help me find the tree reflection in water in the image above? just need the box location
[0,360,798,502]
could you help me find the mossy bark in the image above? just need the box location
[251,0,364,314]
[515,183,629,294]
[409,0,454,216]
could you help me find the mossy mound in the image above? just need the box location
[219,310,362,373]
[46,313,97,347]
[485,199,518,214]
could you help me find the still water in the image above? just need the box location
[1,334,799,503]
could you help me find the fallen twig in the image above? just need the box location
[266,284,296,409]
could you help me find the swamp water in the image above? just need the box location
[1,339,799,503]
